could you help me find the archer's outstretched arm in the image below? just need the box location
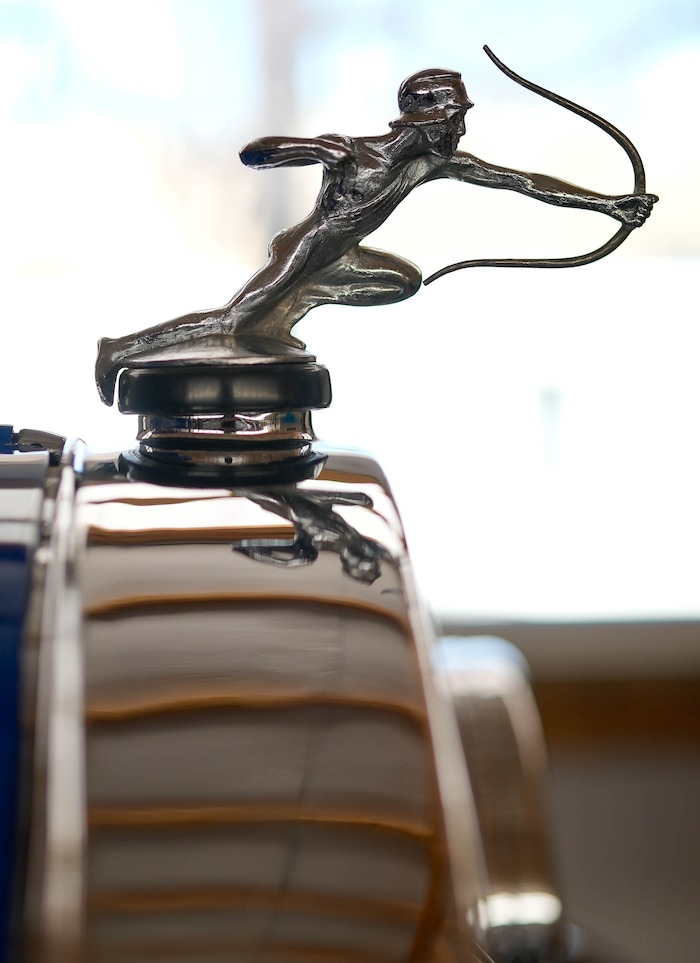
[240,135,352,170]
[444,152,657,226]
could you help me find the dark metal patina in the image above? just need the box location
[95,48,656,418]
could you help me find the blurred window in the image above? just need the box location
[1,0,697,622]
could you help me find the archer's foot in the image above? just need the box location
[95,338,119,406]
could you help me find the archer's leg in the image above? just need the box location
[95,218,327,404]
[231,245,422,344]
[309,246,422,306]
[95,306,231,405]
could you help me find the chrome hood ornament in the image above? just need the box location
[95,48,656,475]
[6,48,660,963]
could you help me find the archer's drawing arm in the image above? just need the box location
[444,152,657,226]
[240,135,353,170]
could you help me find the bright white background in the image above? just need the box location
[1,0,698,621]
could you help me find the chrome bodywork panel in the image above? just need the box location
[26,446,488,962]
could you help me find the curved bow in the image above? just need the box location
[423,45,646,285]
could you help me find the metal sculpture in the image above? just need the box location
[95,48,656,406]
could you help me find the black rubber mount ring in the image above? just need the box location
[118,363,332,416]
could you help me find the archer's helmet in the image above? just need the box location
[390,68,473,128]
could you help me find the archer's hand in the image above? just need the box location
[611,193,658,227]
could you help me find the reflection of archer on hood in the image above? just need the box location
[233,489,391,585]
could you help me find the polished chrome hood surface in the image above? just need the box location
[24,444,488,962]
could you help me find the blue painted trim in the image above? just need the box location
[0,447,47,961]
[0,550,29,962]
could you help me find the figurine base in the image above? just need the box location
[115,362,331,485]
[118,363,332,416]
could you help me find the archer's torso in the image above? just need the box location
[317,132,443,238]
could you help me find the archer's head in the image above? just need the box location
[390,68,473,157]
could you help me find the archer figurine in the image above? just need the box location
[96,47,656,405]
